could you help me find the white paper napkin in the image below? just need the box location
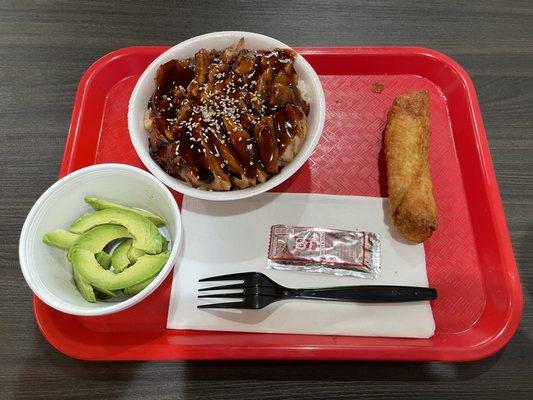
[167,193,435,338]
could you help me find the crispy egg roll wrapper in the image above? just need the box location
[385,90,438,243]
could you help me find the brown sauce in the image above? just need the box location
[147,41,309,190]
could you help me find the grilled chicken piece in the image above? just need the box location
[236,97,259,133]
[284,103,307,157]
[202,62,232,103]
[248,59,274,113]
[234,53,255,77]
[209,131,246,176]
[272,104,308,165]
[172,136,211,188]
[194,49,211,85]
[208,62,230,83]
[223,117,267,183]
[255,65,273,99]
[151,141,178,176]
[152,139,206,188]
[268,83,294,106]
[182,149,207,187]
[272,111,294,164]
[204,152,232,191]
[205,128,256,189]
[188,113,232,191]
[221,38,244,64]
[176,100,191,123]
[172,84,187,102]
[187,79,200,98]
[231,174,255,189]
[144,109,170,147]
[255,116,278,174]
[187,116,232,191]
[274,61,298,85]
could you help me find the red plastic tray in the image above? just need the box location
[34,46,522,361]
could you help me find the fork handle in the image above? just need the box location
[293,285,437,303]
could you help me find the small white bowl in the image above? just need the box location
[128,31,326,201]
[19,163,181,316]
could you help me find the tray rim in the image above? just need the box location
[36,45,522,362]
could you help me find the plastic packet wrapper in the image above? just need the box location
[267,224,381,279]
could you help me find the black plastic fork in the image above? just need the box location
[197,272,437,309]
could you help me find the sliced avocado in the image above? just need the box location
[70,209,163,254]
[43,229,80,250]
[94,287,119,300]
[70,247,169,290]
[69,224,132,255]
[73,269,96,303]
[112,238,132,273]
[84,196,166,227]
[95,251,112,269]
[124,276,155,296]
[127,246,146,264]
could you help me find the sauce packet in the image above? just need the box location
[267,224,381,279]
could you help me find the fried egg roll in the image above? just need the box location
[384,90,438,243]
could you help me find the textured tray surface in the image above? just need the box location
[96,73,484,333]
[33,47,521,361]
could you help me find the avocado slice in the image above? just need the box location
[112,238,132,273]
[95,251,112,269]
[128,236,169,264]
[94,287,119,300]
[43,231,121,271]
[73,269,96,303]
[43,229,80,250]
[70,247,169,290]
[124,276,155,296]
[74,259,118,302]
[91,252,119,299]
[127,246,146,264]
[69,209,163,254]
[84,196,166,227]
[69,224,132,255]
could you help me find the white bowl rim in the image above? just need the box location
[19,163,182,316]
[128,31,326,201]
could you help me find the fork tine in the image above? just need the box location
[198,293,243,299]
[198,283,244,292]
[197,301,251,309]
[198,272,253,282]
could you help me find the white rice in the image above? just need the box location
[297,78,309,102]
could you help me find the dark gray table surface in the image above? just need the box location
[1,1,531,399]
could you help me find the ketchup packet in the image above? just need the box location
[267,225,381,278]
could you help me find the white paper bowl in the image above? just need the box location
[19,163,181,316]
[128,31,326,201]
